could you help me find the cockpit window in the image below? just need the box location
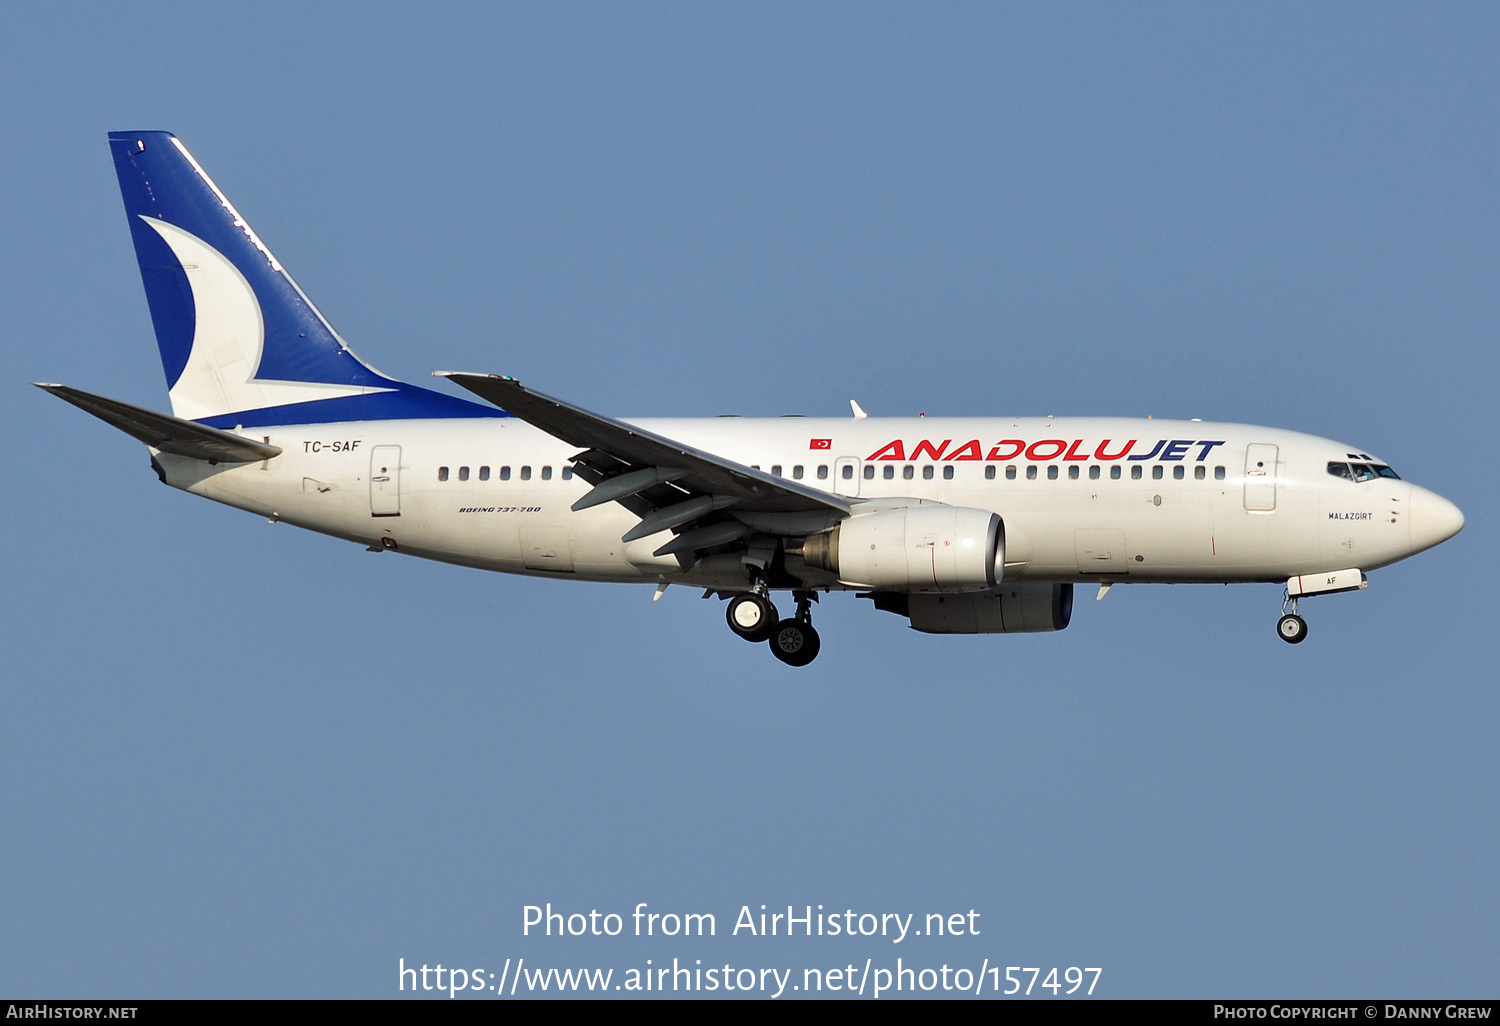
[1329,461,1400,482]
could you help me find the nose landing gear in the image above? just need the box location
[1274,569,1369,644]
[1277,593,1308,644]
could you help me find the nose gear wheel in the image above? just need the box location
[1277,593,1308,644]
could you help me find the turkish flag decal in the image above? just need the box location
[809,438,832,450]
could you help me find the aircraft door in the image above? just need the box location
[521,527,575,572]
[834,457,861,497]
[370,445,402,517]
[1243,443,1278,512]
[1074,529,1129,573]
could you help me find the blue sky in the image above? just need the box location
[1,3,1494,999]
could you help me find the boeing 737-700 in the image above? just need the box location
[39,132,1465,666]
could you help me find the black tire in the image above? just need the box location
[726,593,778,642]
[769,618,821,666]
[1277,614,1308,644]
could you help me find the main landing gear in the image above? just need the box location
[726,590,778,642]
[727,587,821,666]
[1277,593,1308,644]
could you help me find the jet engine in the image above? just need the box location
[801,505,1003,592]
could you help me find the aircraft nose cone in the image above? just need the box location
[1409,485,1464,554]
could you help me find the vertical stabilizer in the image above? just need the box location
[107,131,500,427]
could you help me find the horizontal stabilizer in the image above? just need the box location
[36,384,282,463]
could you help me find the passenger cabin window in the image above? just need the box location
[842,465,854,480]
[438,466,449,482]
[793,465,804,480]
[1068,466,1079,480]
[1152,466,1164,480]
[818,465,829,480]
[1027,466,1038,480]
[1047,466,1058,480]
[864,465,875,480]
[1173,466,1185,480]
[903,465,914,480]
[500,466,511,481]
[771,465,782,477]
[1089,466,1100,480]
[1110,466,1121,480]
[562,467,573,480]
[520,466,532,481]
[985,466,996,480]
[1215,466,1225,480]
[922,465,934,480]
[1006,466,1017,480]
[541,466,552,480]
[943,466,954,480]
[1131,466,1142,480]
[1195,466,1206,480]
[479,466,490,481]
[459,466,470,481]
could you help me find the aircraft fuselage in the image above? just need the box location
[161,414,1455,592]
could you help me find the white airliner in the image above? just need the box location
[40,131,1465,666]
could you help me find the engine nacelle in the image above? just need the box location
[869,584,1074,634]
[803,505,1003,593]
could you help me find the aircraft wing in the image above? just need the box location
[437,372,850,555]
[36,383,283,463]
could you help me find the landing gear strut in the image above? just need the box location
[725,586,823,665]
[1277,593,1308,644]
[769,592,821,667]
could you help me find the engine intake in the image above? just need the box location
[802,505,1003,593]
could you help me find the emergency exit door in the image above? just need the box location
[834,457,861,497]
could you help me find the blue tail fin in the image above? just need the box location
[108,131,501,427]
